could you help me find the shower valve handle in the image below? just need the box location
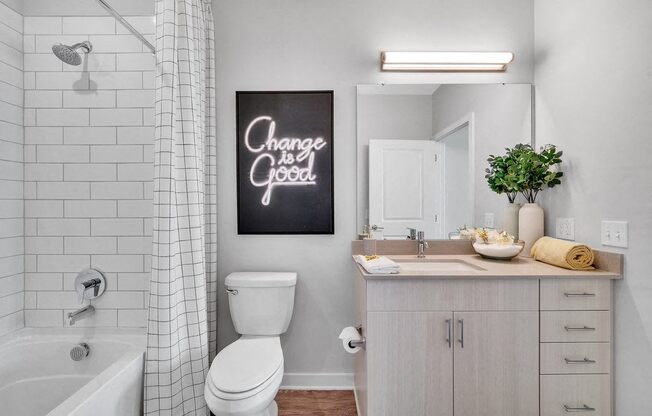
[74,269,106,304]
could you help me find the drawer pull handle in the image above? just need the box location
[445,319,452,348]
[564,292,596,297]
[564,404,596,412]
[564,357,597,364]
[564,325,596,331]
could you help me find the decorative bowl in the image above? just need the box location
[472,241,525,260]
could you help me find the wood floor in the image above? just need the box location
[275,390,357,416]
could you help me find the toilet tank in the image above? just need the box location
[225,272,297,336]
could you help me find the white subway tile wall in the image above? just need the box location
[23,14,155,329]
[0,2,24,336]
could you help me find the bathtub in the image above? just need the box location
[0,328,145,416]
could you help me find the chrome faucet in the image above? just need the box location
[75,274,104,303]
[78,278,102,301]
[417,231,429,258]
[68,305,95,326]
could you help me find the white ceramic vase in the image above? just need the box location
[518,202,544,257]
[503,203,521,241]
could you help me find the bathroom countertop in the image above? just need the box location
[353,254,623,280]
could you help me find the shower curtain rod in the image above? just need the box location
[95,0,156,55]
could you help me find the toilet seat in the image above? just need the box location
[205,336,284,416]
[207,336,283,399]
[205,368,282,416]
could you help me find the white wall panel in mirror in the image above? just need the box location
[357,83,532,239]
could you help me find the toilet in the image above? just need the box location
[205,272,297,416]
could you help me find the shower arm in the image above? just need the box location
[95,0,155,55]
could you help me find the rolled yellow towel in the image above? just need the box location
[530,236,595,270]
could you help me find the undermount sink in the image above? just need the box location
[395,259,485,273]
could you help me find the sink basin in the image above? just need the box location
[395,259,485,273]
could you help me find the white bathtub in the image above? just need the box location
[0,328,145,416]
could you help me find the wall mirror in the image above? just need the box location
[356,83,533,240]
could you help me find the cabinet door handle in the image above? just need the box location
[564,325,596,331]
[563,404,596,412]
[445,319,452,348]
[564,357,597,364]
[458,319,464,348]
[564,292,596,297]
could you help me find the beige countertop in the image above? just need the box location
[353,254,623,280]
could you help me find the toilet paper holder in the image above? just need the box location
[348,326,366,350]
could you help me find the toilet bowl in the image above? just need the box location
[206,336,284,416]
[204,272,296,416]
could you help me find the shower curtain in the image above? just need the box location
[144,0,216,415]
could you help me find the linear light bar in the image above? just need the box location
[380,51,514,72]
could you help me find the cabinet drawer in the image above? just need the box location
[541,375,610,416]
[541,343,610,374]
[541,279,611,311]
[367,279,538,311]
[541,311,611,342]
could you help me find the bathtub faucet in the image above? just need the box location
[68,305,95,326]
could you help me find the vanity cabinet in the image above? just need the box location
[357,279,540,416]
[354,276,615,416]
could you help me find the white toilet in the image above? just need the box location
[205,272,297,416]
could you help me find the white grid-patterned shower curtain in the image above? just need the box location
[144,0,216,414]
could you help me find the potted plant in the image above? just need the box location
[514,144,563,255]
[485,147,522,240]
[486,144,563,254]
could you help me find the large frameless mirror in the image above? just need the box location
[356,83,533,240]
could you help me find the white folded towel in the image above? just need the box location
[354,255,400,274]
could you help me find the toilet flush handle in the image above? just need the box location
[225,288,239,295]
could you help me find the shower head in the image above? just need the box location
[51,41,93,66]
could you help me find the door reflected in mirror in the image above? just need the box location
[357,83,533,240]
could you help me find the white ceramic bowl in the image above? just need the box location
[472,241,525,260]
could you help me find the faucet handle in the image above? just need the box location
[74,269,106,304]
[76,279,99,303]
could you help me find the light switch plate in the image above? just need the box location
[484,213,495,228]
[601,220,628,248]
[556,217,575,241]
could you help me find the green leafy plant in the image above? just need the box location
[485,144,563,204]
[485,147,521,203]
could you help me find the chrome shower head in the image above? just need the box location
[51,41,93,66]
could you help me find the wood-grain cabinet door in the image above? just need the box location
[367,311,453,416]
[453,311,539,416]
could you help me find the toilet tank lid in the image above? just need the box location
[226,272,297,288]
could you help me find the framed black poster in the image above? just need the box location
[236,91,334,234]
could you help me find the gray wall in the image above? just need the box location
[535,0,652,413]
[214,0,534,386]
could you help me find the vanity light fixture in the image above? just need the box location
[380,51,514,72]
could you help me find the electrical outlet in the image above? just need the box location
[556,217,575,241]
[601,220,628,248]
[484,213,495,228]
